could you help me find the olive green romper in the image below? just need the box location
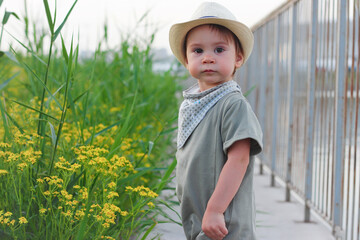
[176,91,263,240]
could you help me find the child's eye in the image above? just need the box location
[215,47,225,53]
[194,48,203,54]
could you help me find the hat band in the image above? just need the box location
[199,16,217,19]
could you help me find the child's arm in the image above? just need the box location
[202,138,251,240]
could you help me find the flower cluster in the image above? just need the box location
[125,185,158,198]
[0,210,28,227]
[74,146,135,177]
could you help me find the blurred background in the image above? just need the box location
[1,0,286,54]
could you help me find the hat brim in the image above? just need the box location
[169,18,254,67]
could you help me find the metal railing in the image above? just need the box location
[238,0,359,239]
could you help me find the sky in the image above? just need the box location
[1,0,287,54]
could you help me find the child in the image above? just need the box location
[169,2,263,240]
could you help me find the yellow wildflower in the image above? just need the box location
[107,191,119,199]
[36,178,44,183]
[75,210,85,220]
[120,211,128,217]
[0,169,8,175]
[18,217,28,224]
[61,210,71,217]
[107,182,116,189]
[102,222,110,228]
[0,143,11,148]
[39,208,47,214]
[101,236,115,240]
[147,202,155,208]
[4,212,12,217]
[17,162,28,171]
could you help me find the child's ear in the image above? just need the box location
[235,53,244,68]
[185,58,189,69]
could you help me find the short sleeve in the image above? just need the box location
[221,97,263,155]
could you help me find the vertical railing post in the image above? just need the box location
[304,0,318,223]
[332,0,346,238]
[271,16,281,187]
[285,2,297,201]
[259,26,268,177]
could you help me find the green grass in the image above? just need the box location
[0,1,181,239]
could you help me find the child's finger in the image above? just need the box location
[220,225,228,235]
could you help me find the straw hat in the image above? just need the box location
[169,1,254,67]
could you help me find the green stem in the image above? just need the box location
[49,66,71,175]
[0,25,4,49]
[37,40,53,136]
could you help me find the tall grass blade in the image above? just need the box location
[53,0,78,41]
[0,72,19,91]
[5,49,19,64]
[140,221,157,240]
[2,11,20,25]
[43,0,54,33]
[67,89,88,108]
[147,141,154,156]
[19,60,63,110]
[6,36,46,65]
[244,84,256,97]
[60,36,68,64]
[157,199,182,225]
[8,98,60,122]
[48,122,57,147]
[107,90,138,159]
[0,97,11,140]
[155,158,176,193]
[3,109,24,134]
[0,0,3,7]
[84,120,122,145]
[75,173,99,240]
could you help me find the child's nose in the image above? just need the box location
[202,53,215,64]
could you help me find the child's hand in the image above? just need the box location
[202,209,228,240]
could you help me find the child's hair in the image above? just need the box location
[183,24,244,61]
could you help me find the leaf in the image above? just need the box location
[84,120,122,145]
[155,158,177,193]
[140,221,157,240]
[7,37,46,65]
[67,89,89,108]
[0,98,11,140]
[116,168,153,186]
[43,0,54,33]
[19,60,63,111]
[157,199,182,225]
[4,109,24,134]
[0,51,4,58]
[48,122,57,147]
[8,98,60,122]
[5,50,19,64]
[0,0,3,7]
[147,141,154,156]
[2,11,20,25]
[0,72,19,92]
[244,84,257,97]
[53,0,78,41]
[60,35,68,64]
[75,173,99,240]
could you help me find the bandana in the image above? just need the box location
[177,80,241,149]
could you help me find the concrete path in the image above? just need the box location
[149,159,335,240]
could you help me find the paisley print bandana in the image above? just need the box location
[177,80,241,149]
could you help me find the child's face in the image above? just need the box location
[185,25,243,91]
